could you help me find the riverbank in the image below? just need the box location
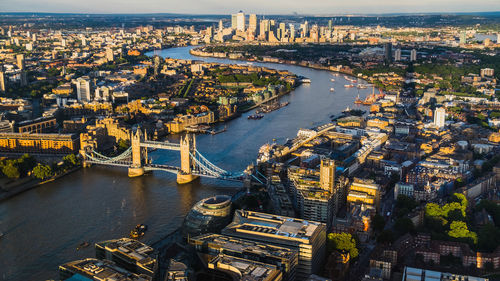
[0,166,81,202]
[190,46,357,76]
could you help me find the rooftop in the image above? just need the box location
[95,238,157,271]
[59,258,152,281]
[208,254,282,281]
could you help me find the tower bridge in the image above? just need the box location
[81,130,248,184]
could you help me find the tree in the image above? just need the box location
[394,217,415,235]
[32,164,53,180]
[63,154,79,167]
[2,163,20,179]
[327,232,359,259]
[372,214,386,232]
[448,221,477,244]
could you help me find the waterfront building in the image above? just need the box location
[222,210,326,280]
[208,254,283,281]
[165,111,215,133]
[189,233,298,280]
[59,258,152,281]
[95,238,158,278]
[402,266,488,281]
[183,195,232,236]
[16,117,57,134]
[434,107,446,129]
[0,132,79,155]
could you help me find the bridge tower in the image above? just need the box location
[177,133,199,184]
[128,129,148,177]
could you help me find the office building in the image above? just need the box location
[95,238,158,278]
[16,54,25,70]
[236,11,246,32]
[0,69,5,92]
[249,14,258,33]
[347,178,380,211]
[208,254,283,281]
[320,159,335,193]
[106,48,114,62]
[222,210,326,280]
[434,107,446,129]
[59,258,152,281]
[183,195,232,236]
[402,266,488,281]
[384,43,392,63]
[74,77,93,102]
[231,14,237,29]
[460,30,467,44]
[410,49,417,62]
[480,68,494,77]
[395,48,402,61]
[190,233,298,280]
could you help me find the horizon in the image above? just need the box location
[1,0,500,15]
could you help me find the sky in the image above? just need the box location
[1,0,499,15]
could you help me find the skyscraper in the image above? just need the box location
[460,30,466,44]
[105,48,114,62]
[249,14,257,33]
[395,48,402,61]
[218,19,223,32]
[0,68,5,93]
[434,107,446,129]
[231,14,237,29]
[16,54,25,70]
[74,77,92,102]
[410,49,417,62]
[236,11,245,32]
[320,158,335,193]
[384,43,392,63]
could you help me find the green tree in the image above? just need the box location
[63,154,79,166]
[32,164,53,180]
[2,163,20,179]
[394,217,415,235]
[448,221,477,244]
[327,232,359,259]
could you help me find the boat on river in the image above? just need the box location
[130,224,147,239]
[248,114,264,120]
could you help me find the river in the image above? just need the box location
[0,46,372,281]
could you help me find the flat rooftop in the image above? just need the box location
[96,238,156,270]
[190,233,296,260]
[60,258,152,281]
[208,254,281,281]
[222,210,325,245]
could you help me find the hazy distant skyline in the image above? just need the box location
[1,0,500,15]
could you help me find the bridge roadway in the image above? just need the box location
[140,140,180,151]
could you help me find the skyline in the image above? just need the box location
[1,0,500,15]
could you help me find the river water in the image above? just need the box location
[0,46,372,281]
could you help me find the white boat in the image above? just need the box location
[330,78,336,82]
[330,88,335,92]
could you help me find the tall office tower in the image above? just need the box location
[61,38,66,47]
[460,30,466,44]
[328,19,332,32]
[231,14,237,29]
[0,68,5,92]
[434,107,446,129]
[20,71,27,87]
[259,19,269,38]
[410,49,417,62]
[249,14,257,33]
[105,48,114,62]
[395,48,402,61]
[16,54,25,70]
[26,31,31,39]
[153,56,161,76]
[81,37,86,46]
[74,77,92,102]
[236,11,246,32]
[497,33,500,43]
[289,24,295,41]
[218,19,223,32]
[384,43,392,63]
[278,22,286,40]
[222,210,326,280]
[320,158,335,193]
[32,33,36,41]
[301,21,309,37]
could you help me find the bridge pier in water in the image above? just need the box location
[128,129,148,177]
[176,134,199,184]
